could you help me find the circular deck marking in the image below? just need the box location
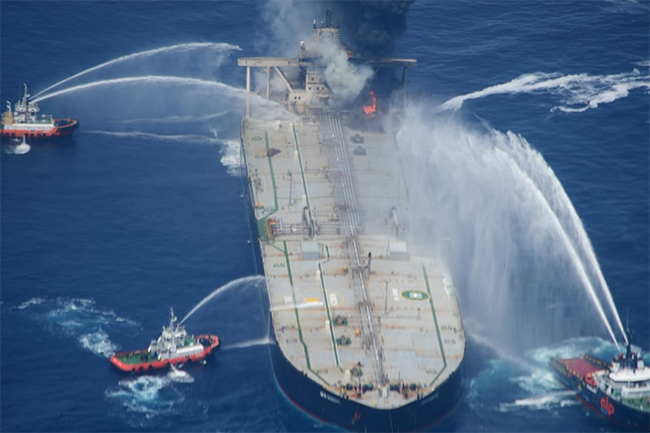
[400,290,430,301]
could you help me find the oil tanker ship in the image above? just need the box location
[1,84,78,141]
[238,16,464,431]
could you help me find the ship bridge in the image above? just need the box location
[237,55,416,115]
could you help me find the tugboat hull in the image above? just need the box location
[110,334,220,373]
[1,118,79,141]
[550,356,650,430]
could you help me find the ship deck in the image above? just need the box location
[241,110,465,410]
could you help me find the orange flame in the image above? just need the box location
[363,91,377,116]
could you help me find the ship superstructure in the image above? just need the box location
[1,84,78,140]
[238,17,464,431]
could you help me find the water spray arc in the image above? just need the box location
[33,42,241,99]
[32,75,242,103]
[396,112,628,351]
[497,147,621,347]
[180,275,265,325]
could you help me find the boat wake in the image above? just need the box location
[220,138,244,176]
[105,375,185,421]
[14,297,137,358]
[3,141,31,155]
[17,297,46,309]
[79,331,120,358]
[168,364,194,383]
[467,337,638,415]
[500,391,579,412]
[441,67,650,113]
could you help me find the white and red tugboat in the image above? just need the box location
[110,308,220,374]
[1,84,78,141]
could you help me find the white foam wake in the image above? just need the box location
[3,142,31,155]
[219,138,244,176]
[441,68,650,113]
[79,331,120,358]
[20,297,137,358]
[500,390,579,412]
[105,375,183,416]
[168,364,194,383]
[17,297,46,309]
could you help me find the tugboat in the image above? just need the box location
[550,336,650,430]
[110,308,220,373]
[1,84,78,141]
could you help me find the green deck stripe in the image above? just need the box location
[283,241,330,386]
[264,128,279,211]
[292,124,310,209]
[422,265,447,387]
[318,263,340,367]
[254,127,280,242]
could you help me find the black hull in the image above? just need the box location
[269,339,463,432]
[551,360,650,431]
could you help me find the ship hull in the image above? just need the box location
[269,336,463,432]
[109,334,220,373]
[550,357,650,431]
[241,120,464,432]
[1,118,79,140]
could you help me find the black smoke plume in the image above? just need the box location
[263,0,416,59]
[326,0,416,59]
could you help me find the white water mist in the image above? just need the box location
[393,106,626,354]
[180,276,265,324]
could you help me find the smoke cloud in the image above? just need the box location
[314,37,374,105]
[262,0,416,103]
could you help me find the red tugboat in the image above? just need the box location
[110,308,220,373]
[550,338,650,431]
[1,84,78,141]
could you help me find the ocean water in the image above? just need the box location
[1,1,648,432]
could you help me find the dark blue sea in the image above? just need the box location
[1,1,648,431]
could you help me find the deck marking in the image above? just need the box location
[319,262,340,368]
[292,124,311,209]
[422,264,447,387]
[255,126,279,243]
[400,290,430,301]
[284,241,330,386]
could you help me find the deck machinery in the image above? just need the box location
[238,18,465,432]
